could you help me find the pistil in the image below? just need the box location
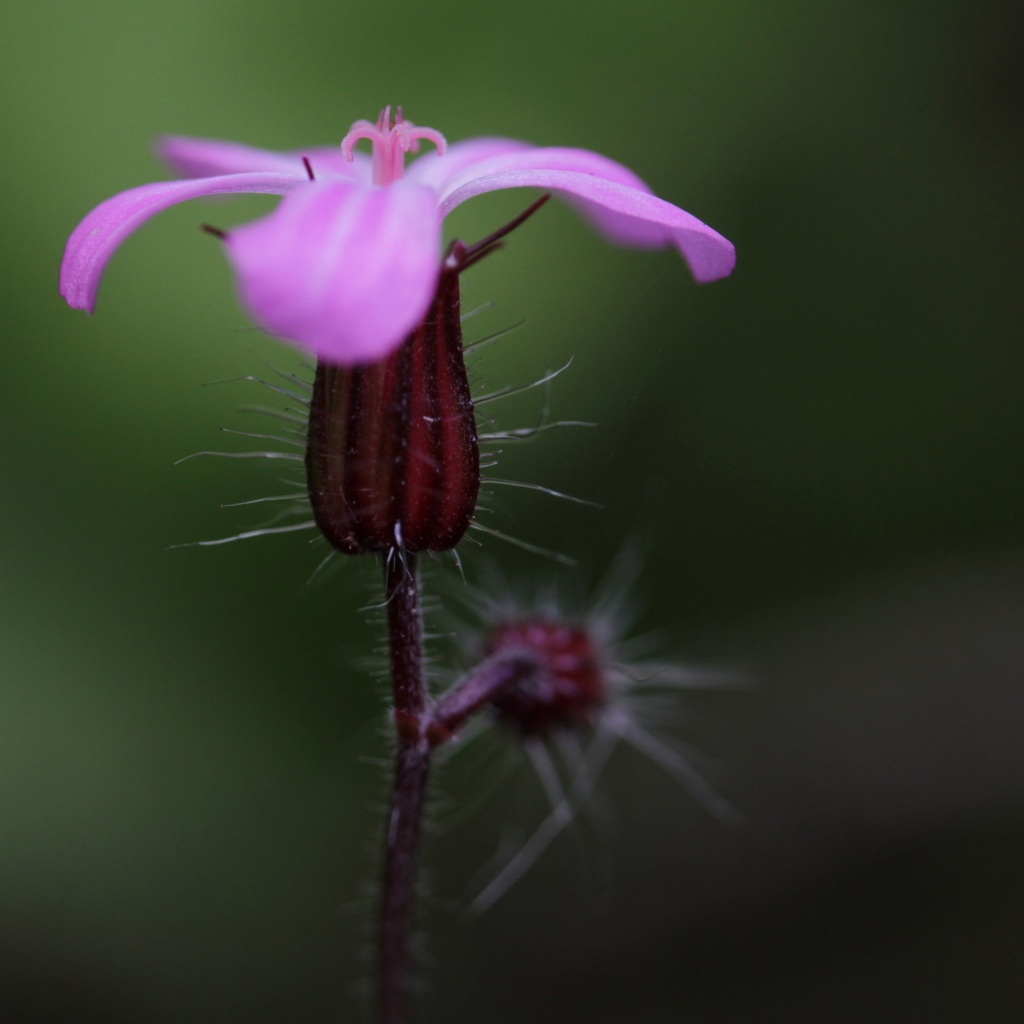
[341,106,447,186]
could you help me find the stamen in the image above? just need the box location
[302,157,315,181]
[340,119,383,161]
[340,107,447,186]
[201,223,226,239]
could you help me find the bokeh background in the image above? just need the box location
[2,0,1024,1020]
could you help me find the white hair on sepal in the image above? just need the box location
[218,427,305,448]
[219,491,308,508]
[174,449,304,465]
[249,351,313,395]
[202,373,311,406]
[462,345,603,569]
[167,350,347,567]
[459,300,494,323]
[235,404,308,427]
[304,547,354,587]
[467,520,577,567]
[462,319,526,356]
[167,520,318,549]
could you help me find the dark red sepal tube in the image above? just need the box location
[306,264,477,555]
[306,194,551,558]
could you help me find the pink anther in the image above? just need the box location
[341,107,447,186]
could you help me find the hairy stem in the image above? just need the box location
[376,559,539,1023]
[379,554,430,1024]
[427,651,538,743]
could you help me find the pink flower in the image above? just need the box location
[60,107,736,365]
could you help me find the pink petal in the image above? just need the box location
[226,180,442,365]
[435,146,654,197]
[405,137,533,192]
[437,149,735,283]
[158,135,306,177]
[158,135,371,183]
[60,172,305,313]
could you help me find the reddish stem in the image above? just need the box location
[376,563,538,1023]
[426,651,539,744]
[379,554,429,1024]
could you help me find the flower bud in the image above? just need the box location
[484,620,607,734]
[305,263,479,555]
[305,195,552,558]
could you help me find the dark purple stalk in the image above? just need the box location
[426,651,539,744]
[377,558,538,1024]
[379,553,430,1024]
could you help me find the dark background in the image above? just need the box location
[2,0,1024,1020]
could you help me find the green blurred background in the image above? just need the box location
[2,0,1024,1019]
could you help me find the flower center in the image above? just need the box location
[341,106,447,186]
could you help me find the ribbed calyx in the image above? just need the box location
[306,264,478,555]
[305,194,551,558]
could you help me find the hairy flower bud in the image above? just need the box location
[305,263,478,555]
[305,195,552,558]
[484,620,608,734]
[450,606,738,915]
